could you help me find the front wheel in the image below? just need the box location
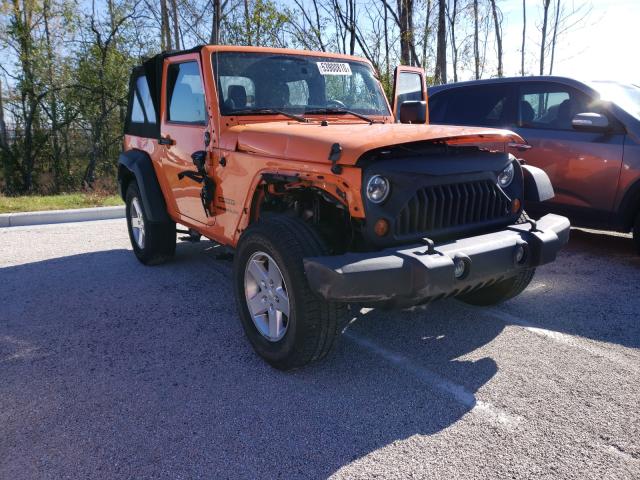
[125,182,176,265]
[233,215,346,370]
[456,268,536,306]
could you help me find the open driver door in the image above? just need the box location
[392,66,428,124]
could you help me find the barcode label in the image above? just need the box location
[316,62,352,75]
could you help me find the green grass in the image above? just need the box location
[0,193,123,214]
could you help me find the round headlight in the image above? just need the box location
[366,175,390,204]
[498,162,515,188]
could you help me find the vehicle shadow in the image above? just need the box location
[0,245,502,479]
[2,231,638,479]
[495,227,640,350]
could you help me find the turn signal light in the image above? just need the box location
[511,198,521,213]
[374,218,389,236]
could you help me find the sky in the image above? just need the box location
[497,0,640,83]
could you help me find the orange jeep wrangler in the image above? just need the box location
[118,45,570,369]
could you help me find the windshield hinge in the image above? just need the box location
[329,143,343,174]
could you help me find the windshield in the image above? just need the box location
[213,52,390,118]
[588,81,640,121]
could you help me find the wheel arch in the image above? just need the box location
[118,149,171,223]
[615,177,640,231]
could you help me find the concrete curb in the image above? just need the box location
[0,205,125,228]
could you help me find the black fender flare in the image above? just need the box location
[117,149,171,223]
[522,164,554,203]
[614,178,640,230]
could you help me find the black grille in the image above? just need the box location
[395,179,511,236]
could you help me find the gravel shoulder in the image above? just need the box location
[1,220,639,479]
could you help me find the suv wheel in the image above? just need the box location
[233,215,346,370]
[125,182,176,265]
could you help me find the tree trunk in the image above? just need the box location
[435,0,447,83]
[244,0,252,46]
[210,0,221,44]
[489,0,503,77]
[0,77,7,151]
[521,0,526,75]
[12,0,37,191]
[422,0,432,68]
[43,0,64,192]
[170,0,180,50]
[448,0,459,82]
[549,0,561,74]
[384,1,390,80]
[160,0,172,50]
[473,0,479,79]
[540,0,551,75]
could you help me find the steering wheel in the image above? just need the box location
[326,99,346,109]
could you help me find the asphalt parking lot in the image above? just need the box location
[1,219,639,479]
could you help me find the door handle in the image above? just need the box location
[507,142,532,151]
[159,136,175,146]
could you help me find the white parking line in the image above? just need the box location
[344,329,523,429]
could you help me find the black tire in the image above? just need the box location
[125,182,176,265]
[233,215,347,370]
[456,268,536,306]
[633,211,640,255]
[457,210,535,306]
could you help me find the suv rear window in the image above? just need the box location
[429,85,516,127]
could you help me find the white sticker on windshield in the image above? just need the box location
[317,62,352,75]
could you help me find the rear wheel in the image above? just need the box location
[125,182,176,265]
[233,215,346,370]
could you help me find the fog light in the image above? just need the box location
[374,218,389,236]
[515,244,526,264]
[453,257,467,279]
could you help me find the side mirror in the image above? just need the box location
[399,100,427,124]
[572,112,609,132]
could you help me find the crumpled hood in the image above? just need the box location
[219,121,524,165]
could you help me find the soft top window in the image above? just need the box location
[125,73,157,137]
[212,52,390,117]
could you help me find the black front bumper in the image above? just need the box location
[304,214,570,307]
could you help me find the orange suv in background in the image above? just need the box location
[429,77,640,252]
[118,46,569,369]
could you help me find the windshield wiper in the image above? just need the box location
[228,108,308,123]
[305,107,381,124]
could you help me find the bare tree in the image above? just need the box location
[473,0,479,79]
[434,0,447,83]
[0,77,6,152]
[160,0,173,50]
[170,0,181,49]
[421,0,433,69]
[210,0,223,44]
[521,0,526,75]
[489,0,502,77]
[380,0,422,66]
[446,0,459,82]
[548,0,560,74]
[539,0,551,75]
